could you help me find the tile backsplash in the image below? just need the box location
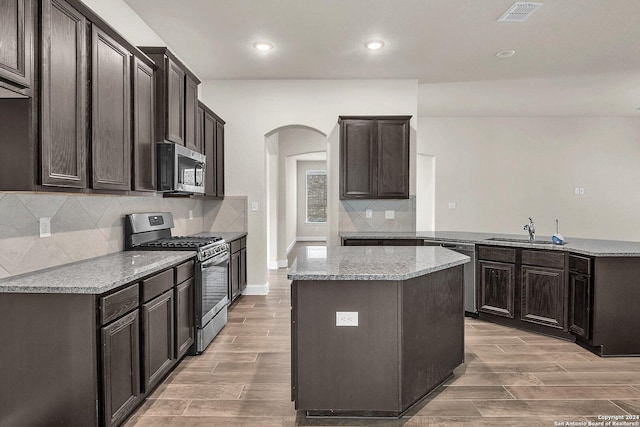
[0,193,247,279]
[339,197,416,233]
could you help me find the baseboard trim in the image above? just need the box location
[267,261,279,270]
[296,237,327,242]
[242,282,269,296]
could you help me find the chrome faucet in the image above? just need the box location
[523,217,536,241]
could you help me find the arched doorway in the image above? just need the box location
[264,125,328,269]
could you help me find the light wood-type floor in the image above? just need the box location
[126,269,640,426]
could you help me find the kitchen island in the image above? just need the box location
[288,245,469,417]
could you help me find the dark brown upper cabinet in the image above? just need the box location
[0,0,33,95]
[132,56,156,191]
[198,100,225,198]
[184,74,199,152]
[215,117,225,197]
[339,116,410,199]
[91,26,131,191]
[40,0,87,188]
[139,47,201,150]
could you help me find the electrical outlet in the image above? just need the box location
[251,201,259,212]
[365,209,372,219]
[336,311,358,327]
[39,217,51,238]
[188,210,193,220]
[579,187,585,195]
[448,202,457,209]
[385,210,395,219]
[574,187,580,195]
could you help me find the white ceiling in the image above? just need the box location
[125,0,640,116]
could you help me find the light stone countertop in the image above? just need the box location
[0,251,195,294]
[195,231,247,242]
[287,245,469,281]
[339,231,640,257]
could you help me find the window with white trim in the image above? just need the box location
[306,170,327,223]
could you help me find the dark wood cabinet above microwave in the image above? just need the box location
[198,101,225,199]
[339,116,411,200]
[139,47,202,154]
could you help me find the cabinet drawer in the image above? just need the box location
[240,236,246,249]
[142,269,173,303]
[175,260,195,284]
[230,238,241,254]
[478,246,516,263]
[569,254,591,275]
[100,283,139,326]
[522,249,565,269]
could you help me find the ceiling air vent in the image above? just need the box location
[498,2,543,22]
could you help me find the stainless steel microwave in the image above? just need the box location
[157,143,206,194]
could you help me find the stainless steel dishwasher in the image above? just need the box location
[423,240,477,315]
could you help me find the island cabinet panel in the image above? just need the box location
[91,26,131,190]
[132,57,156,191]
[294,280,401,413]
[101,310,140,427]
[40,0,87,188]
[340,119,376,198]
[478,260,515,318]
[520,266,565,329]
[0,0,32,90]
[591,257,640,356]
[142,289,175,392]
[292,266,465,417]
[401,266,463,407]
[377,119,409,198]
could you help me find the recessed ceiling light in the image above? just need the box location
[495,49,516,58]
[365,40,385,50]
[253,41,273,51]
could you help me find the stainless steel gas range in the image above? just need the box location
[125,212,228,354]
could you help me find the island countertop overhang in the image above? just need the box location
[287,245,470,281]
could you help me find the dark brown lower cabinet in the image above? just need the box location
[101,310,140,427]
[569,272,590,339]
[520,266,565,329]
[175,277,194,359]
[228,236,247,303]
[230,250,240,301]
[142,289,175,392]
[478,260,515,318]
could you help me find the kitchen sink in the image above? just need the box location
[486,237,566,245]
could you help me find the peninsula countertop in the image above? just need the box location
[340,231,640,257]
[0,251,195,294]
[287,245,469,281]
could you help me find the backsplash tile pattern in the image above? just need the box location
[339,196,416,232]
[0,193,204,277]
[203,196,248,232]
[0,193,249,278]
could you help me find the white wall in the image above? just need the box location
[81,0,167,46]
[420,117,640,241]
[199,80,418,288]
[297,161,327,240]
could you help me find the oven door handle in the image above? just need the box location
[201,253,230,268]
